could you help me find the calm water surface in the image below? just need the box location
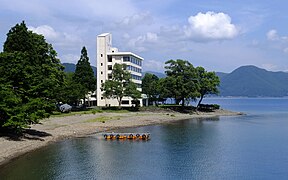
[1,98,288,179]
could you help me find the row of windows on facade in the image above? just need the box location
[101,63,142,73]
[100,78,141,88]
[100,71,142,81]
[131,74,142,81]
[126,65,142,73]
[100,63,142,74]
[100,54,142,66]
[123,56,142,66]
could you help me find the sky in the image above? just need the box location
[1,0,288,73]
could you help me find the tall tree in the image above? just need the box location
[4,21,32,53]
[164,59,200,107]
[58,72,84,105]
[196,67,220,107]
[102,63,141,107]
[0,21,65,132]
[73,47,96,106]
[142,73,160,105]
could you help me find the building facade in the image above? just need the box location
[96,33,145,107]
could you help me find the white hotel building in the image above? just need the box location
[96,33,145,107]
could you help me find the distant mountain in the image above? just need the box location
[63,63,288,97]
[218,65,288,97]
[62,63,76,73]
[216,72,228,79]
[62,63,97,76]
[143,71,166,78]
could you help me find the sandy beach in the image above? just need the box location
[0,109,242,166]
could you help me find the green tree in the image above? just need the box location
[59,72,84,105]
[196,67,220,107]
[102,63,141,107]
[125,82,142,108]
[142,73,160,105]
[4,21,32,53]
[0,84,22,131]
[164,59,199,107]
[0,21,65,132]
[73,47,96,106]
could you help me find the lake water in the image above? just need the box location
[1,98,288,179]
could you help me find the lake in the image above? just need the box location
[1,98,288,179]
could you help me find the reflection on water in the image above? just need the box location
[1,98,288,179]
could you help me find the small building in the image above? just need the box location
[96,33,147,107]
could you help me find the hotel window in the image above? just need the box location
[108,74,112,79]
[108,65,112,70]
[101,80,103,83]
[101,97,104,100]
[123,56,129,62]
[108,56,112,62]
[101,71,103,75]
[101,54,103,57]
[101,63,103,66]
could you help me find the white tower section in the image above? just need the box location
[97,33,111,106]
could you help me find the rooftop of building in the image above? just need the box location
[107,52,144,60]
[98,33,110,37]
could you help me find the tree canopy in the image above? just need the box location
[142,60,220,108]
[142,73,160,105]
[73,46,96,105]
[58,72,84,105]
[196,66,220,107]
[163,59,200,106]
[0,21,65,132]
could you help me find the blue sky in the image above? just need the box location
[1,0,288,73]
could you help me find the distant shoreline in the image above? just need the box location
[0,109,243,166]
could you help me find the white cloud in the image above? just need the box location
[266,29,288,42]
[60,54,80,64]
[267,29,279,41]
[119,12,153,27]
[143,59,164,72]
[28,25,83,48]
[126,32,158,52]
[266,29,288,54]
[28,25,59,40]
[184,11,239,41]
[146,32,158,42]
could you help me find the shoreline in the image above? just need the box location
[0,109,243,166]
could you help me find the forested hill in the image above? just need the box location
[63,63,288,97]
[144,66,288,97]
[218,65,288,97]
[62,63,97,75]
